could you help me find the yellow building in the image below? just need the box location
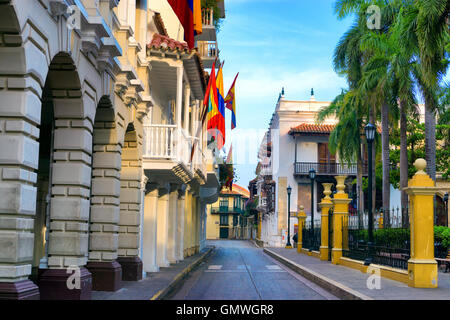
[207,184,254,240]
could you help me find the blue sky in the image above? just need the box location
[217,0,354,188]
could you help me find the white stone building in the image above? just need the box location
[255,90,365,247]
[0,0,222,300]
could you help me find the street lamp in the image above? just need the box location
[309,169,316,251]
[286,185,293,249]
[364,123,376,266]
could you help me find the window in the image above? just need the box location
[220,214,228,226]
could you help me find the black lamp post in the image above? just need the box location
[364,123,376,265]
[309,169,316,251]
[286,185,292,248]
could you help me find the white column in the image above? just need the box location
[167,185,178,264]
[184,85,191,134]
[156,186,170,267]
[176,65,184,160]
[176,190,186,261]
[142,188,159,273]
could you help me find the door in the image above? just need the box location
[219,214,229,239]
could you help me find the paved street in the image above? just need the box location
[169,240,338,300]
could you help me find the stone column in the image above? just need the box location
[87,109,122,292]
[319,183,333,261]
[117,133,143,281]
[184,191,192,258]
[331,176,350,265]
[297,206,306,253]
[156,184,170,267]
[405,159,439,288]
[39,97,94,300]
[142,185,159,273]
[167,184,179,264]
[176,186,186,261]
[0,71,40,299]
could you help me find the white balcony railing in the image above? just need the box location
[202,8,214,27]
[197,41,219,60]
[143,124,207,176]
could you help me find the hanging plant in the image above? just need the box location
[201,0,223,31]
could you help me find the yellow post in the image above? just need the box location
[404,159,439,288]
[320,183,333,261]
[378,211,384,229]
[331,176,351,265]
[297,206,306,253]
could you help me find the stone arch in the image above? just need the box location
[86,96,123,291]
[36,52,94,300]
[117,123,144,281]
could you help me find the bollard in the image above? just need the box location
[404,159,439,288]
[320,183,334,261]
[331,176,351,265]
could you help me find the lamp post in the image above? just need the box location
[286,185,292,248]
[364,123,376,265]
[309,169,316,251]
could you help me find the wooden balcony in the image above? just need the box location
[294,162,368,176]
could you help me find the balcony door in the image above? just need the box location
[318,143,336,174]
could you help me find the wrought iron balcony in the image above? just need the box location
[294,162,368,176]
[211,206,244,214]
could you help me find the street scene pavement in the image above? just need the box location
[169,240,338,300]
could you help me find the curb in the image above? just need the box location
[263,248,372,300]
[150,246,214,300]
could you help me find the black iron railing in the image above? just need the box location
[302,224,321,251]
[294,162,368,176]
[342,217,411,270]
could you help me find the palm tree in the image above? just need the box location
[397,0,449,181]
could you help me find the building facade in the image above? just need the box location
[254,90,363,248]
[0,0,223,300]
[206,184,254,240]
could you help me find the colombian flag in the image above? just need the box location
[225,73,239,130]
[214,64,226,150]
[168,0,195,49]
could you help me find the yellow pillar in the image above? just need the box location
[320,183,333,261]
[331,176,351,265]
[297,206,306,253]
[404,159,439,288]
[257,214,262,240]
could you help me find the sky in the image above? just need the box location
[216,0,354,189]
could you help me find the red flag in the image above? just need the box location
[168,0,195,49]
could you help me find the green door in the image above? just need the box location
[220,214,229,239]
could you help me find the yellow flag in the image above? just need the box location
[194,0,203,35]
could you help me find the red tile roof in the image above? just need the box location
[221,184,250,198]
[147,33,190,52]
[289,123,336,135]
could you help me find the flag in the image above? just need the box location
[225,73,239,130]
[214,63,226,149]
[193,0,202,36]
[168,0,195,49]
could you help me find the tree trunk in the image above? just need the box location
[399,100,408,226]
[369,109,376,216]
[381,102,390,227]
[357,143,364,227]
[424,96,436,182]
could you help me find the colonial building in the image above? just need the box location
[206,184,253,240]
[0,0,223,300]
[255,90,365,247]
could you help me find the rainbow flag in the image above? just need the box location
[225,73,239,130]
[168,0,195,49]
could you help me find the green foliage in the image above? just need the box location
[435,226,450,249]
[244,197,258,217]
[201,0,222,31]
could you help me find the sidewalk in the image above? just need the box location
[92,247,214,300]
[265,247,450,300]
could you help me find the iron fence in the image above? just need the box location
[342,215,411,270]
[302,221,321,251]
